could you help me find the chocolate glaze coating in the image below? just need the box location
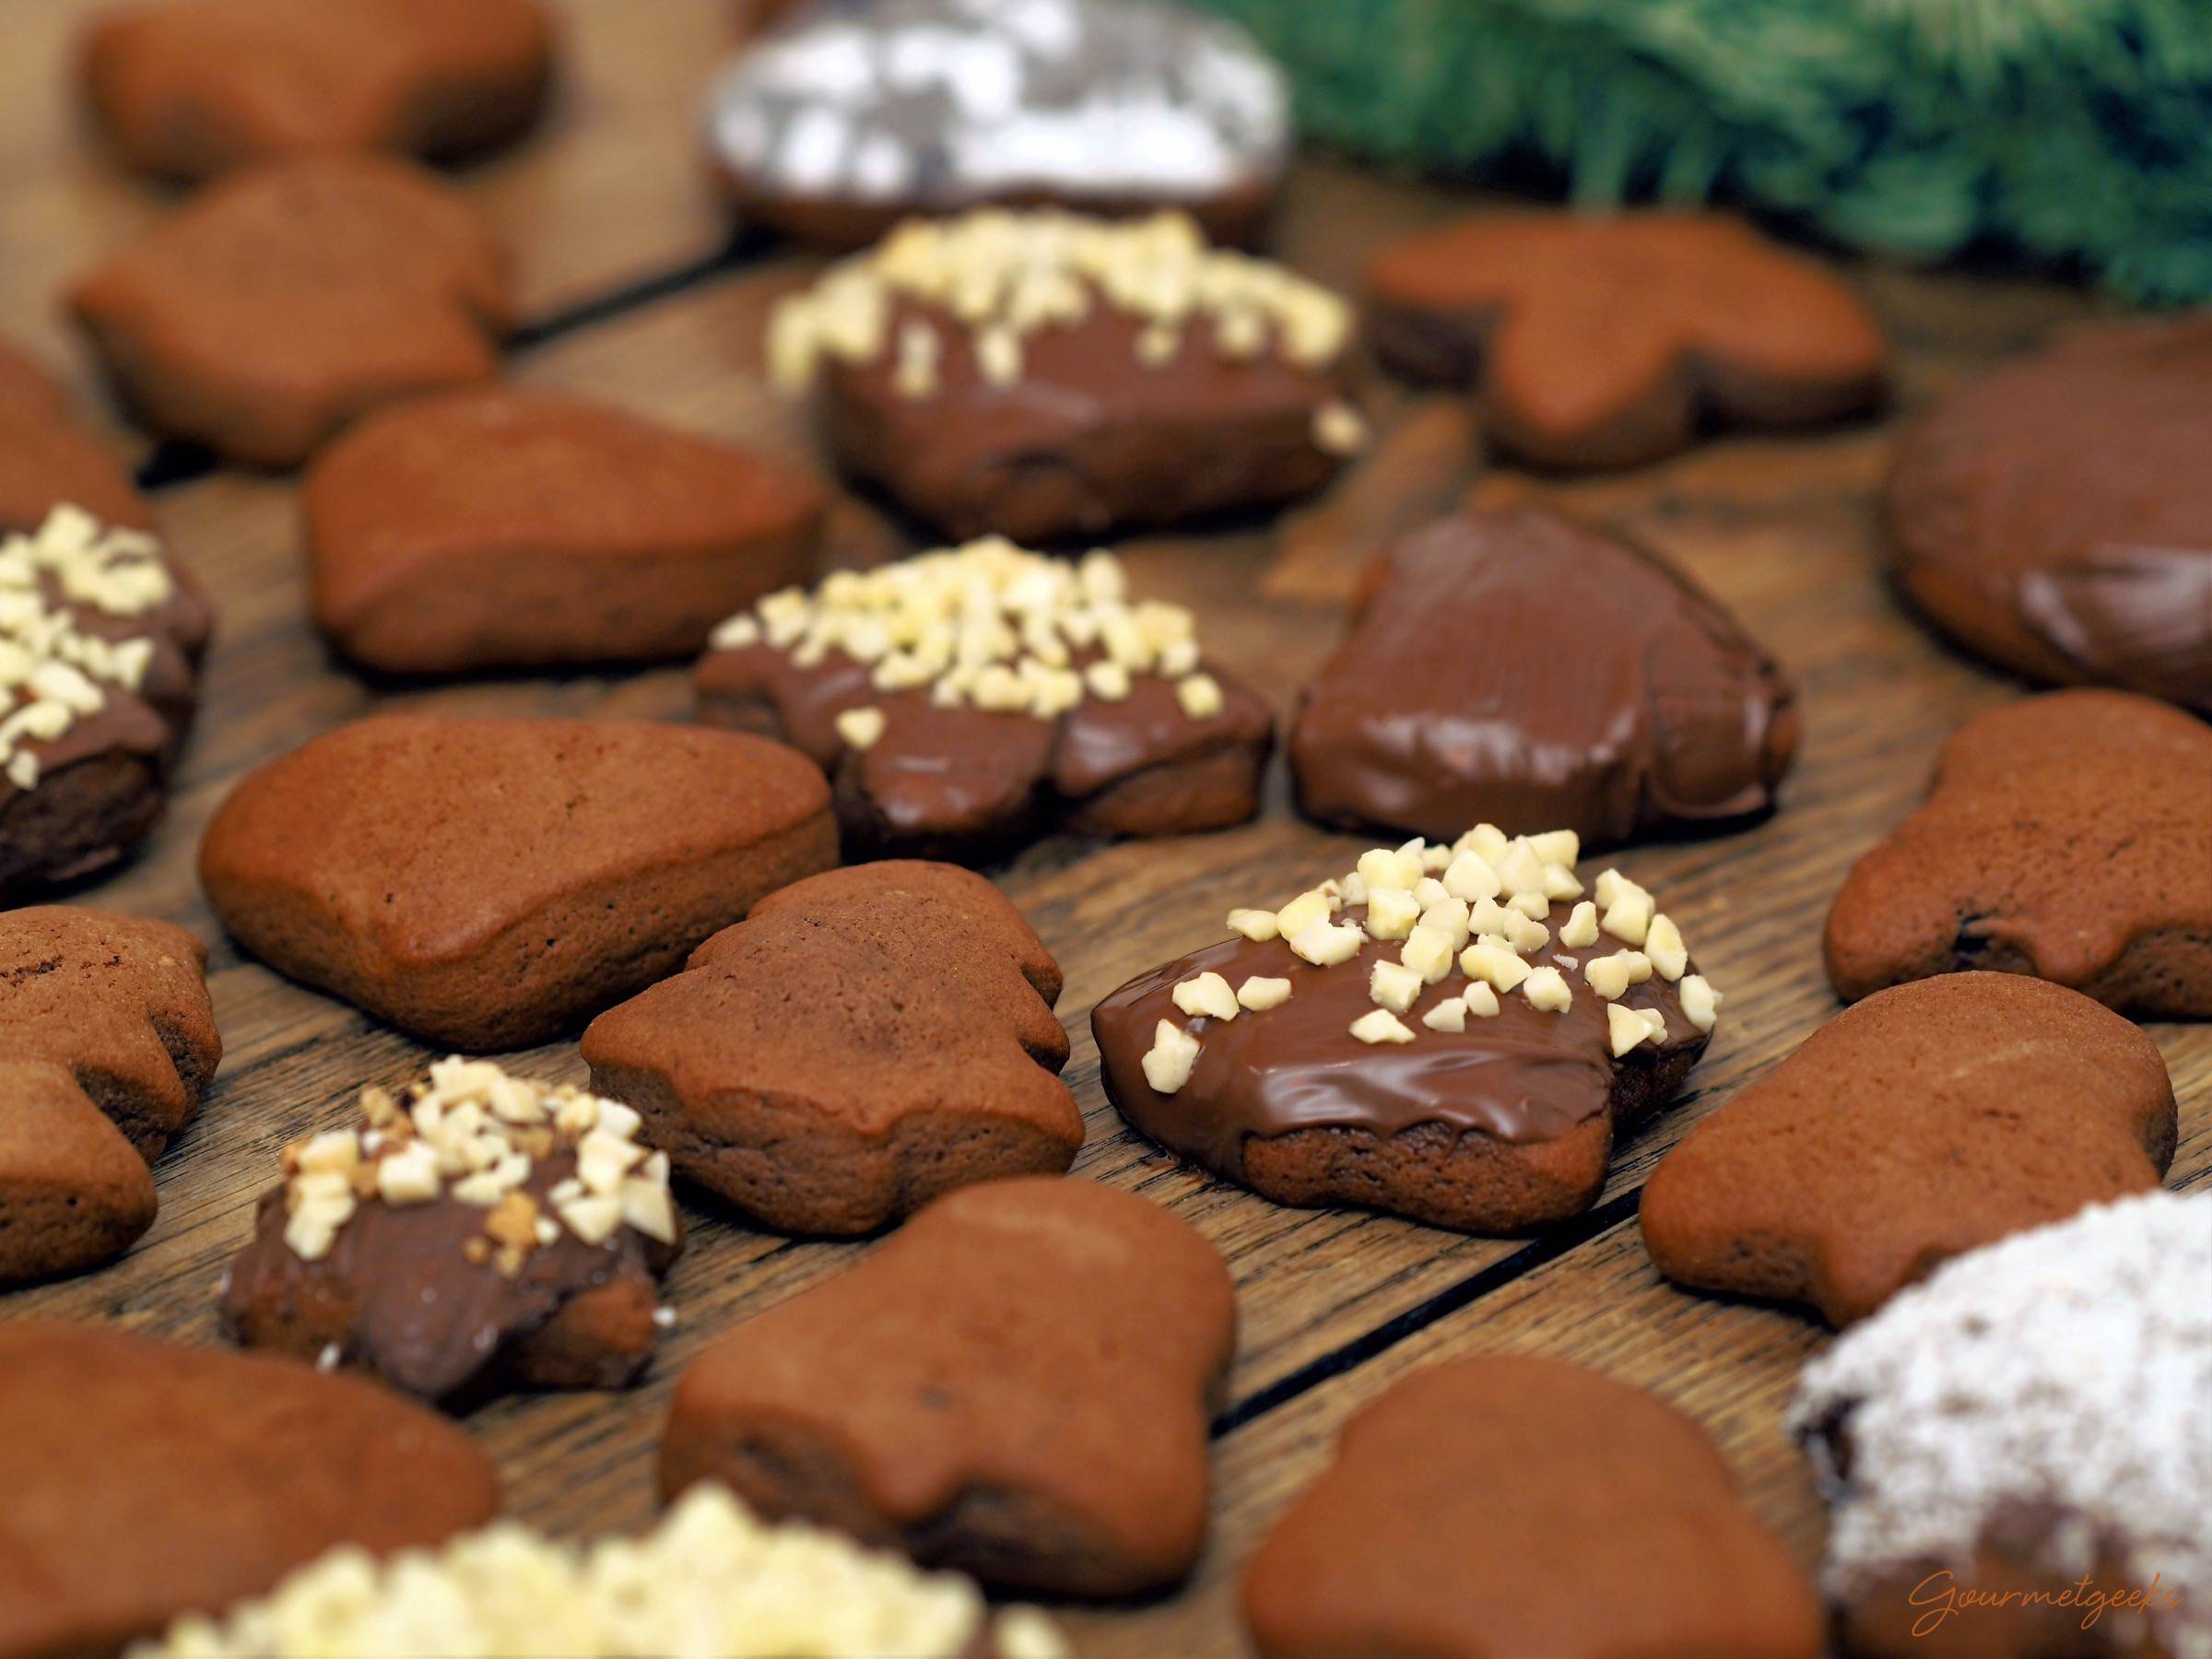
[1289,507,1797,848]
[223,1142,679,1405]
[818,293,1353,544]
[1885,316,2212,714]
[1092,885,1707,1232]
[700,629,1272,863]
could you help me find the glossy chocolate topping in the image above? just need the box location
[1093,891,1704,1176]
[1886,317,2212,713]
[1288,508,1796,846]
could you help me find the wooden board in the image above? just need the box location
[2,6,2206,1654]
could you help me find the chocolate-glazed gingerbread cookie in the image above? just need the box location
[0,506,213,895]
[1289,507,1796,847]
[768,209,1361,542]
[698,536,1272,860]
[704,0,1288,250]
[1885,316,2212,713]
[223,1060,681,1405]
[1094,827,1721,1230]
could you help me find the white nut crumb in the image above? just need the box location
[1171,971,1241,1022]
[1365,886,1420,940]
[1349,1008,1416,1045]
[1559,900,1601,947]
[1370,959,1423,1014]
[1237,976,1291,1011]
[1528,830,1580,867]
[1646,913,1688,981]
[1275,888,1334,939]
[1607,1003,1657,1056]
[1421,998,1466,1032]
[1601,886,1654,947]
[1680,974,1722,1033]
[1226,907,1279,942]
[1141,1019,1201,1094]
[1463,982,1500,1018]
[1459,942,1531,993]
[1175,673,1224,719]
[1312,401,1368,455]
[1401,923,1455,983]
[1288,918,1363,967]
[834,706,888,751]
[1522,965,1572,1013]
[1441,850,1500,902]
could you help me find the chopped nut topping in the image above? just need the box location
[1369,958,1422,1014]
[1275,887,1335,939]
[1171,971,1240,1021]
[1522,965,1572,1013]
[1463,982,1501,1018]
[1175,673,1224,720]
[1226,907,1279,943]
[768,208,1352,396]
[833,705,887,751]
[1607,1003,1658,1056]
[1559,900,1601,947]
[1421,997,1466,1032]
[1645,913,1688,981]
[1288,917,1364,967]
[1312,401,1369,456]
[1365,885,1420,940]
[1583,950,1653,1001]
[1459,940,1532,993]
[1236,975,1291,1012]
[1141,1019,1201,1094]
[1680,974,1722,1032]
[1349,1007,1416,1045]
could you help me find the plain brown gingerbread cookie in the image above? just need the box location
[305,388,825,674]
[1288,507,1798,848]
[1825,689,2212,1017]
[1884,315,2212,714]
[0,340,148,534]
[1366,210,1888,470]
[0,1061,159,1288]
[660,1177,1234,1598]
[81,0,557,182]
[71,153,513,467]
[222,1062,681,1405]
[1242,1357,1822,1659]
[1641,972,2176,1326]
[582,862,1081,1234]
[0,1320,499,1658]
[198,714,836,1049]
[771,210,1359,543]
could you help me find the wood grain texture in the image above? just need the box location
[0,8,2205,1653]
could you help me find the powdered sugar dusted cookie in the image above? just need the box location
[1792,1191,2212,1659]
[699,536,1273,859]
[582,863,1080,1235]
[1093,827,1721,1231]
[1825,690,2212,1018]
[660,1179,1234,1598]
[150,1485,1068,1658]
[1,507,213,895]
[222,1060,682,1406]
[704,0,1288,249]
[769,209,1360,542]
[1642,972,2176,1326]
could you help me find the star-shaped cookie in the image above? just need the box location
[1641,972,2176,1326]
[1366,210,1888,469]
[581,862,1083,1235]
[661,1177,1234,1598]
[0,906,221,1284]
[1825,689,2212,1017]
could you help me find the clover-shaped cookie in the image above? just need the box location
[2,508,214,895]
[1885,316,2212,713]
[1093,826,1722,1232]
[0,1320,497,1657]
[82,0,556,182]
[1243,1359,1821,1659]
[1642,972,2176,1326]
[1366,210,1888,469]
[0,905,220,1284]
[71,153,513,466]
[768,209,1360,542]
[582,862,1082,1235]
[698,537,1274,861]
[0,341,147,534]
[661,1178,1234,1598]
[1825,689,2212,1018]
[222,1059,682,1406]
[1288,507,1797,847]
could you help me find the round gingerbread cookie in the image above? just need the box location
[703,0,1289,249]
[1792,1190,2211,1659]
[1884,316,2212,714]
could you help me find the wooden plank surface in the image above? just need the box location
[1,7,2206,1655]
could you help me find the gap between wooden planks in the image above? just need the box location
[0,7,2206,1654]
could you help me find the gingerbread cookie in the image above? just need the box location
[1,507,214,894]
[0,1319,499,1657]
[699,537,1273,860]
[1094,828,1721,1231]
[1367,210,1888,470]
[705,0,1288,249]
[151,1485,1069,1658]
[82,0,557,182]
[223,1060,681,1404]
[1885,317,2212,714]
[71,153,513,466]
[1244,1358,1822,1659]
[1826,689,2212,1018]
[1642,973,2175,1327]
[0,340,148,534]
[305,388,826,674]
[0,905,218,1284]
[768,209,1360,542]
[1793,1192,2211,1659]
[661,1178,1234,1597]
[1289,508,1797,847]
[198,714,836,1049]
[582,862,1079,1234]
